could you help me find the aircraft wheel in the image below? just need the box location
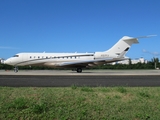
[77,68,82,73]
[14,67,18,73]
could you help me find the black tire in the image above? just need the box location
[14,67,18,73]
[76,68,82,73]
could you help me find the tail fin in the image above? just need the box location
[105,36,139,57]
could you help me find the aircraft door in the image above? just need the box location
[22,54,28,62]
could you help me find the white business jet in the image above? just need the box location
[1,35,154,73]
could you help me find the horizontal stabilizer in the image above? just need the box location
[135,35,157,39]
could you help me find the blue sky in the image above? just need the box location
[0,0,160,60]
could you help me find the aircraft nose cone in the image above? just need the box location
[0,59,5,64]
[4,59,11,65]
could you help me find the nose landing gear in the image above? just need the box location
[14,66,18,73]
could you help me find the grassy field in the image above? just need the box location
[0,86,160,120]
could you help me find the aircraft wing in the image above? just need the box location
[55,57,129,68]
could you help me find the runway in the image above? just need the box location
[0,70,160,87]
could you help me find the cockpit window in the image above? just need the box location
[13,55,19,57]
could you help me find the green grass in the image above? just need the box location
[0,87,160,120]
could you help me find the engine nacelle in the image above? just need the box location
[94,52,118,59]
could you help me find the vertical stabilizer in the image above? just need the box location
[105,36,139,57]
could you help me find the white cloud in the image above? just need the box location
[152,52,160,56]
[142,49,160,56]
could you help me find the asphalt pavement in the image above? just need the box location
[0,75,160,87]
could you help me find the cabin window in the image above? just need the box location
[30,56,32,59]
[13,55,19,57]
[38,56,40,59]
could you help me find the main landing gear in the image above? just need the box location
[76,68,82,73]
[14,66,18,73]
